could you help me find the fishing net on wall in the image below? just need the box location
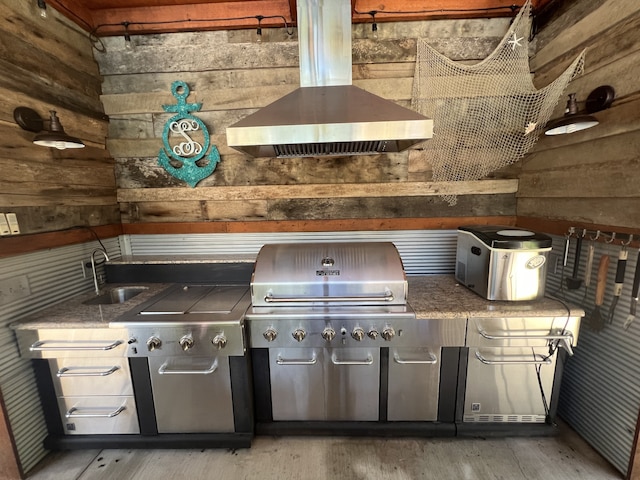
[411,0,586,205]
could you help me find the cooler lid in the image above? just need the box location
[458,225,553,249]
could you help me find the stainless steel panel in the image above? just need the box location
[464,346,556,422]
[49,357,133,397]
[270,347,380,421]
[58,395,139,435]
[16,328,128,359]
[387,347,440,421]
[251,242,408,307]
[466,316,581,348]
[138,285,248,315]
[148,356,234,433]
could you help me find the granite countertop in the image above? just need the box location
[408,276,584,320]
[10,275,584,330]
[10,283,173,330]
[110,254,256,265]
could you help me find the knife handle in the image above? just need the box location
[613,249,628,296]
[584,243,595,287]
[632,252,640,301]
[595,255,610,306]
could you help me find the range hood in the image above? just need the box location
[226,0,433,158]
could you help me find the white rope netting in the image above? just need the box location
[411,0,586,205]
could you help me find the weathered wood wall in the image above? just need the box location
[519,0,640,231]
[0,1,119,236]
[95,18,520,228]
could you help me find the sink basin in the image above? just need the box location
[83,286,148,305]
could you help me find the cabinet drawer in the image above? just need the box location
[49,358,133,397]
[16,328,128,359]
[58,396,139,435]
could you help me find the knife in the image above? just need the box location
[624,251,640,329]
[608,247,628,324]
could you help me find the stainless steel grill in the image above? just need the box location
[247,242,445,424]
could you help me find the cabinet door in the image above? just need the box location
[148,356,234,433]
[387,347,440,421]
[269,348,325,421]
[464,346,556,422]
[324,347,380,421]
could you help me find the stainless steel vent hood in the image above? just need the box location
[226,0,433,158]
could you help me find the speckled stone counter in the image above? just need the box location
[10,283,172,330]
[408,275,585,320]
[10,275,584,331]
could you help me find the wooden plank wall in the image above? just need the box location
[0,1,120,236]
[519,0,640,231]
[94,17,520,230]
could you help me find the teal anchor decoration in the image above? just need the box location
[158,81,219,187]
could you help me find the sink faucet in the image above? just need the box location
[91,249,110,295]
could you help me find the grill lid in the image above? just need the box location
[250,242,408,307]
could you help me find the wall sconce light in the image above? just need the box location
[544,85,615,136]
[13,107,85,149]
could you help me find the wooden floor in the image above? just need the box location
[26,425,622,480]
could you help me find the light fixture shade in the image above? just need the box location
[544,87,614,136]
[544,115,599,136]
[13,107,85,149]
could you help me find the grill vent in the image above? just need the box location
[274,141,387,158]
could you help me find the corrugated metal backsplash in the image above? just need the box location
[546,234,640,476]
[120,230,459,275]
[0,238,120,473]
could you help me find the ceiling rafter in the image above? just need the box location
[44,0,557,36]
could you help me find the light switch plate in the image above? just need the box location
[5,213,19,234]
[0,214,10,236]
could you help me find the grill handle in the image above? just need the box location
[264,291,395,303]
[478,329,574,356]
[275,353,317,365]
[330,354,374,365]
[393,352,437,365]
[158,359,218,375]
[66,405,126,419]
[474,350,552,365]
[57,366,120,377]
[30,340,123,352]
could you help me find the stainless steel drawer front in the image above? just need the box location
[49,358,133,397]
[58,396,139,435]
[16,328,128,359]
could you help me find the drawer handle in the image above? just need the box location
[265,291,394,303]
[477,330,574,356]
[393,352,437,365]
[331,354,374,365]
[57,366,120,377]
[474,350,552,366]
[275,353,317,365]
[158,359,218,375]
[30,340,123,352]
[65,405,126,419]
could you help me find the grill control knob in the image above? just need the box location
[179,334,194,351]
[211,334,227,350]
[292,328,306,342]
[351,327,365,341]
[321,327,336,342]
[368,329,379,340]
[263,328,277,342]
[146,336,162,351]
[381,326,395,341]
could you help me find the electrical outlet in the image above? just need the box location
[0,214,9,236]
[0,274,31,305]
[5,213,20,234]
[550,253,562,275]
[80,259,93,279]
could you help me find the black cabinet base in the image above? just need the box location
[43,433,252,450]
[255,421,456,437]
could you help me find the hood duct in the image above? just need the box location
[226,0,433,158]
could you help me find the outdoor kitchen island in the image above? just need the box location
[10,259,584,450]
